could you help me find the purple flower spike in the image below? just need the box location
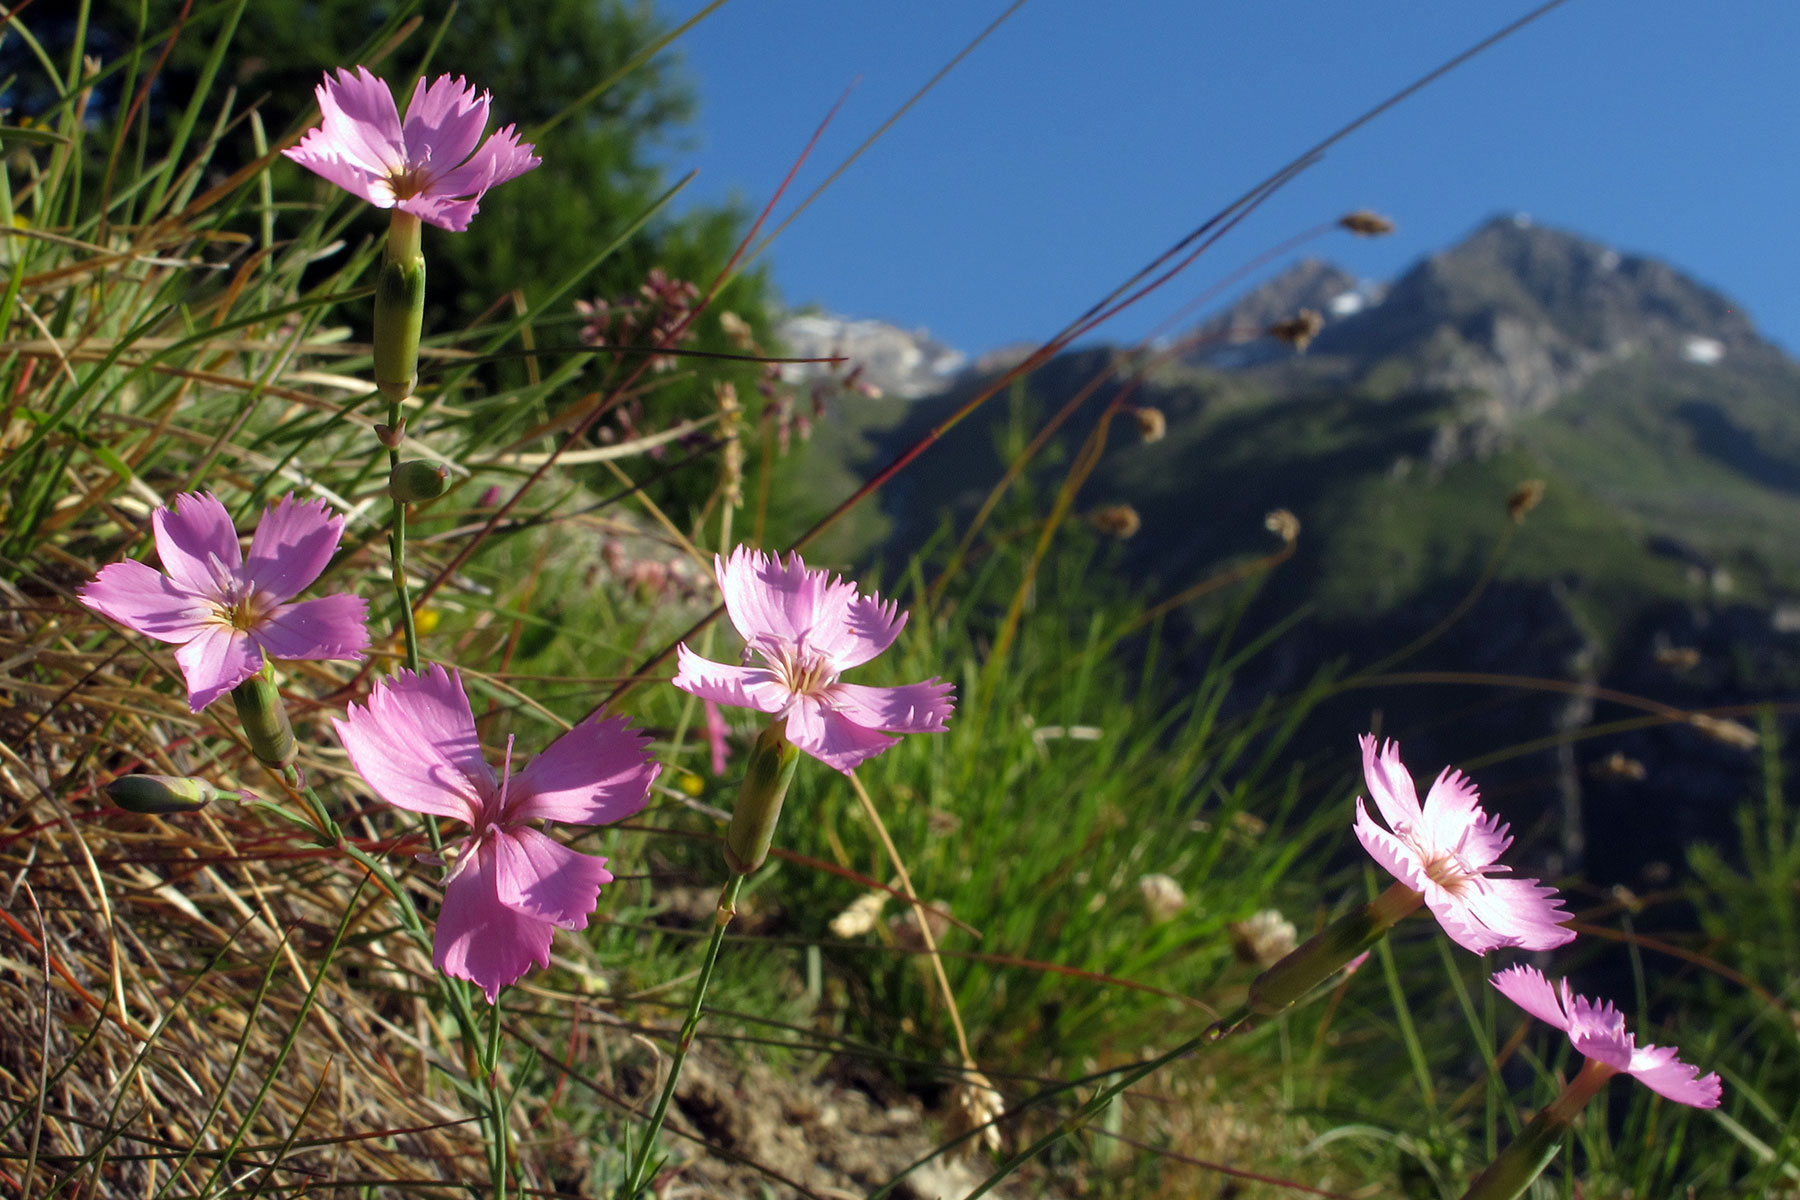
[334,665,659,1002]
[1492,965,1722,1108]
[284,66,541,232]
[673,547,954,773]
[79,492,369,712]
[1354,735,1574,954]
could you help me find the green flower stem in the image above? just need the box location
[617,872,746,1200]
[488,996,509,1200]
[1248,880,1423,1015]
[1457,1058,1614,1200]
[374,209,426,673]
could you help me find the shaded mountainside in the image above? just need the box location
[824,215,1800,881]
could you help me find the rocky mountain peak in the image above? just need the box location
[1312,214,1764,414]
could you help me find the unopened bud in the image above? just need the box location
[1269,309,1324,353]
[1508,479,1545,522]
[231,671,296,768]
[1340,210,1396,236]
[725,722,800,874]
[106,773,220,814]
[389,459,450,503]
[1131,406,1167,443]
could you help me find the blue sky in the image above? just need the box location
[650,1,1798,356]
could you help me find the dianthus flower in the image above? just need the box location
[1491,965,1722,1107]
[334,665,658,1001]
[1354,735,1574,953]
[80,492,368,711]
[284,67,540,232]
[672,548,954,773]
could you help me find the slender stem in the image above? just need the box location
[617,872,746,1199]
[845,770,974,1067]
[488,995,509,1200]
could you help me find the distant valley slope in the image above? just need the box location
[805,216,1800,881]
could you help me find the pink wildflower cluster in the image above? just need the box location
[1350,738,1719,1113]
[576,268,702,373]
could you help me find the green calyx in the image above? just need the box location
[389,459,450,502]
[106,773,222,814]
[374,212,426,404]
[724,722,800,874]
[1247,881,1423,1015]
[232,669,297,768]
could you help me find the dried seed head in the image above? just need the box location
[1340,210,1396,236]
[1588,752,1647,782]
[828,890,888,939]
[1689,713,1759,751]
[1268,309,1324,352]
[889,900,953,952]
[1508,479,1545,522]
[1137,873,1186,923]
[1655,646,1701,670]
[718,310,757,350]
[943,1071,1005,1159]
[1229,909,1298,966]
[1264,508,1300,545]
[1088,503,1142,539]
[1131,406,1167,443]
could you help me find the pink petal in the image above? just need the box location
[424,123,541,199]
[1419,767,1512,867]
[1359,734,1424,833]
[253,594,369,661]
[1566,993,1636,1070]
[311,66,405,177]
[1353,798,1426,890]
[818,592,907,670]
[1425,891,1512,955]
[671,644,789,713]
[490,826,614,930]
[331,664,490,823]
[242,494,345,602]
[174,624,263,712]
[283,134,390,208]
[400,74,491,173]
[80,560,212,642]
[1453,874,1575,951]
[509,715,659,825]
[153,492,242,599]
[396,192,482,233]
[1491,965,1572,1032]
[433,839,556,1003]
[828,680,955,734]
[716,547,860,654]
[1627,1044,1722,1108]
[783,696,898,774]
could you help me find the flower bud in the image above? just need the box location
[374,213,426,403]
[724,722,800,874]
[231,672,296,768]
[389,459,450,503]
[106,773,220,814]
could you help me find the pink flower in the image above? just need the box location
[333,665,658,1002]
[1354,735,1574,954]
[284,67,540,232]
[703,699,731,776]
[79,492,369,712]
[672,548,954,773]
[1491,965,1722,1108]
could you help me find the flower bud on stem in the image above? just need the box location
[106,773,221,814]
[724,722,799,874]
[231,667,296,769]
[1457,1058,1613,1200]
[1248,881,1423,1015]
